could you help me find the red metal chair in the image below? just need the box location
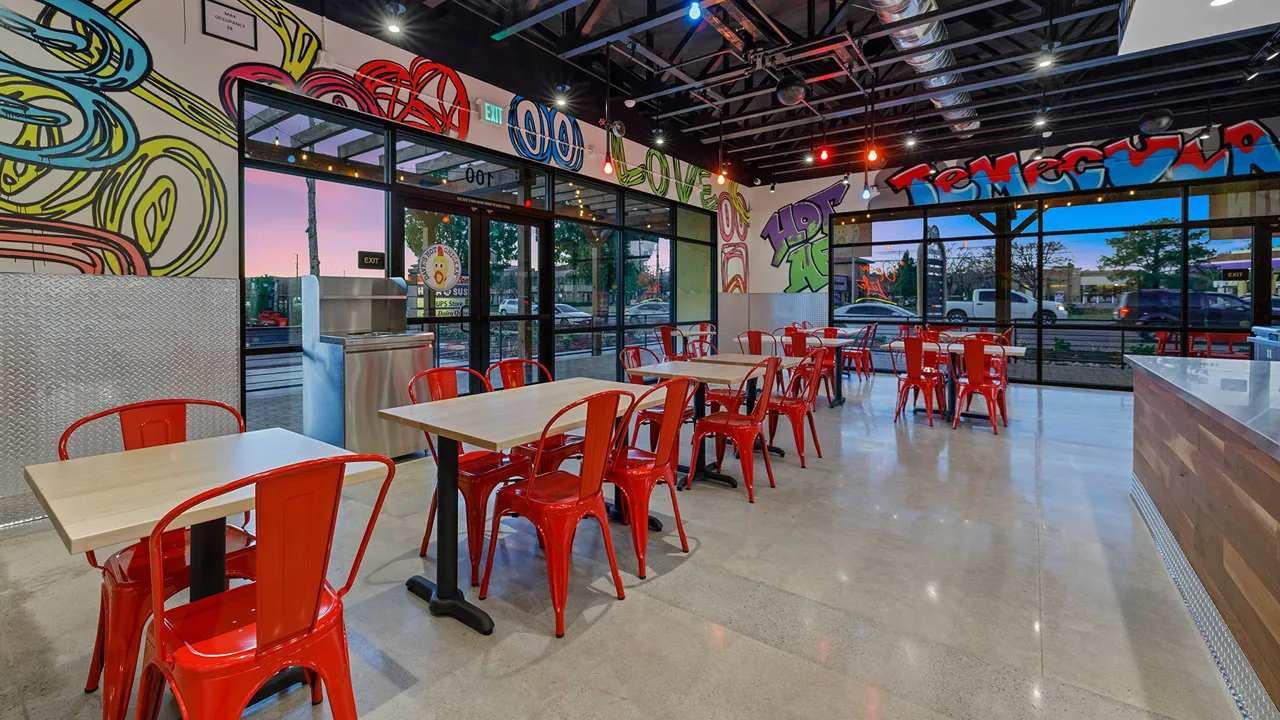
[686,356,782,503]
[1191,332,1251,359]
[480,390,635,637]
[891,336,946,426]
[847,323,878,380]
[918,328,953,375]
[133,454,396,720]
[953,338,1008,434]
[410,368,532,585]
[620,346,692,451]
[767,348,826,468]
[655,325,689,361]
[782,327,809,358]
[736,329,778,355]
[66,399,256,720]
[489,359,587,473]
[964,332,1010,387]
[605,377,696,578]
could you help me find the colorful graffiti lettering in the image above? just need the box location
[717,187,750,293]
[758,181,848,292]
[355,58,469,140]
[609,134,711,205]
[508,96,583,171]
[886,120,1280,205]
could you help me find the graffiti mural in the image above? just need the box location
[0,0,473,276]
[886,120,1280,205]
[507,95,583,171]
[609,134,712,206]
[717,186,750,293]
[757,181,848,293]
[856,262,898,302]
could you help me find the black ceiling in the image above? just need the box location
[300,0,1279,184]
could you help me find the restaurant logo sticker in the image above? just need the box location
[421,244,462,293]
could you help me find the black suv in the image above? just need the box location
[1114,289,1252,328]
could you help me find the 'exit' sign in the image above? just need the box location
[483,102,504,125]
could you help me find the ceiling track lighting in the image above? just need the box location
[386,1,405,33]
[769,182,776,193]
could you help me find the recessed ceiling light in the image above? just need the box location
[1033,117,1047,127]
[1209,0,1233,6]
[1037,57,1053,68]
[387,23,401,33]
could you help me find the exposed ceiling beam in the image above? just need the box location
[819,0,859,37]
[491,0,594,41]
[558,0,726,59]
[720,1,767,41]
[703,7,746,53]
[575,0,609,35]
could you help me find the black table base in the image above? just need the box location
[681,383,739,490]
[828,346,847,408]
[408,436,496,634]
[405,576,494,635]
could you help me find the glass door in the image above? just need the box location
[483,213,547,386]
[397,198,476,376]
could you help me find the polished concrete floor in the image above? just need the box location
[0,378,1240,719]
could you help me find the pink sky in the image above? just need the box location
[243,168,386,278]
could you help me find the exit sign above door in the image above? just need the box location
[483,102,504,125]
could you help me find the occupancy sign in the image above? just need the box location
[421,244,462,293]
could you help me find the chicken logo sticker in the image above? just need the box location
[420,244,462,293]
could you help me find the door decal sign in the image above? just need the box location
[421,244,462,292]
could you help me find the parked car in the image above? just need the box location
[551,303,592,324]
[833,300,919,324]
[1115,289,1252,328]
[498,298,530,315]
[945,289,1066,324]
[624,300,671,324]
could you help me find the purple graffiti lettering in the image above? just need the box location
[759,181,849,267]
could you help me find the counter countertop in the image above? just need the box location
[1127,354,1280,461]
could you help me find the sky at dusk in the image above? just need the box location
[243,168,386,278]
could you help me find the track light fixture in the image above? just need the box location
[769,182,776,193]
[841,173,850,186]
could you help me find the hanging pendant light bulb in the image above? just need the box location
[603,147,614,175]
[867,148,878,162]
[688,1,701,20]
[861,182,872,201]
[714,110,727,185]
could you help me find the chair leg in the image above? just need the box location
[459,481,494,587]
[998,388,1009,426]
[684,431,706,490]
[806,411,823,459]
[759,429,777,488]
[541,515,577,638]
[419,487,438,557]
[478,499,510,600]
[592,500,626,600]
[788,411,807,468]
[714,437,727,469]
[312,626,359,720]
[736,437,756,503]
[983,388,1000,435]
[922,382,935,426]
[767,412,779,445]
[84,587,105,693]
[101,586,149,720]
[304,669,323,705]
[615,483,651,578]
[134,662,167,720]
[662,469,690,553]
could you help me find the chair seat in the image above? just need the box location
[157,582,340,665]
[103,526,256,586]
[498,472,593,508]
[767,395,809,412]
[695,411,758,430]
[610,447,660,476]
[639,406,694,423]
[513,433,585,460]
[704,387,743,405]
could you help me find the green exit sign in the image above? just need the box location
[483,102,504,125]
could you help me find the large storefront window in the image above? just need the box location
[834,178,1280,389]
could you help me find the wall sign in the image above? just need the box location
[357,251,386,270]
[483,102,505,125]
[421,244,462,293]
[1222,268,1250,281]
[202,0,257,50]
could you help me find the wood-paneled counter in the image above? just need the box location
[1130,355,1280,703]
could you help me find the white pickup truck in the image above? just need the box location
[944,289,1067,324]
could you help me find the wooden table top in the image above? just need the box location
[689,353,803,369]
[379,377,662,452]
[882,340,1028,357]
[683,329,717,337]
[625,360,767,385]
[782,335,857,348]
[24,428,389,555]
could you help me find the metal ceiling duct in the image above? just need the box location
[868,0,980,135]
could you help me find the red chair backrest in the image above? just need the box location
[962,338,1005,385]
[147,454,396,662]
[722,356,781,424]
[853,323,879,351]
[619,345,662,385]
[530,390,636,499]
[685,339,715,358]
[966,332,1006,345]
[786,348,827,405]
[655,325,685,359]
[488,358,552,389]
[634,377,697,468]
[903,336,928,379]
[408,367,492,460]
[898,324,917,337]
[813,327,839,339]
[782,328,808,358]
[59,398,245,461]
[693,322,716,333]
[737,330,776,355]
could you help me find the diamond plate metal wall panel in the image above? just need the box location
[0,275,241,528]
[1132,476,1280,720]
